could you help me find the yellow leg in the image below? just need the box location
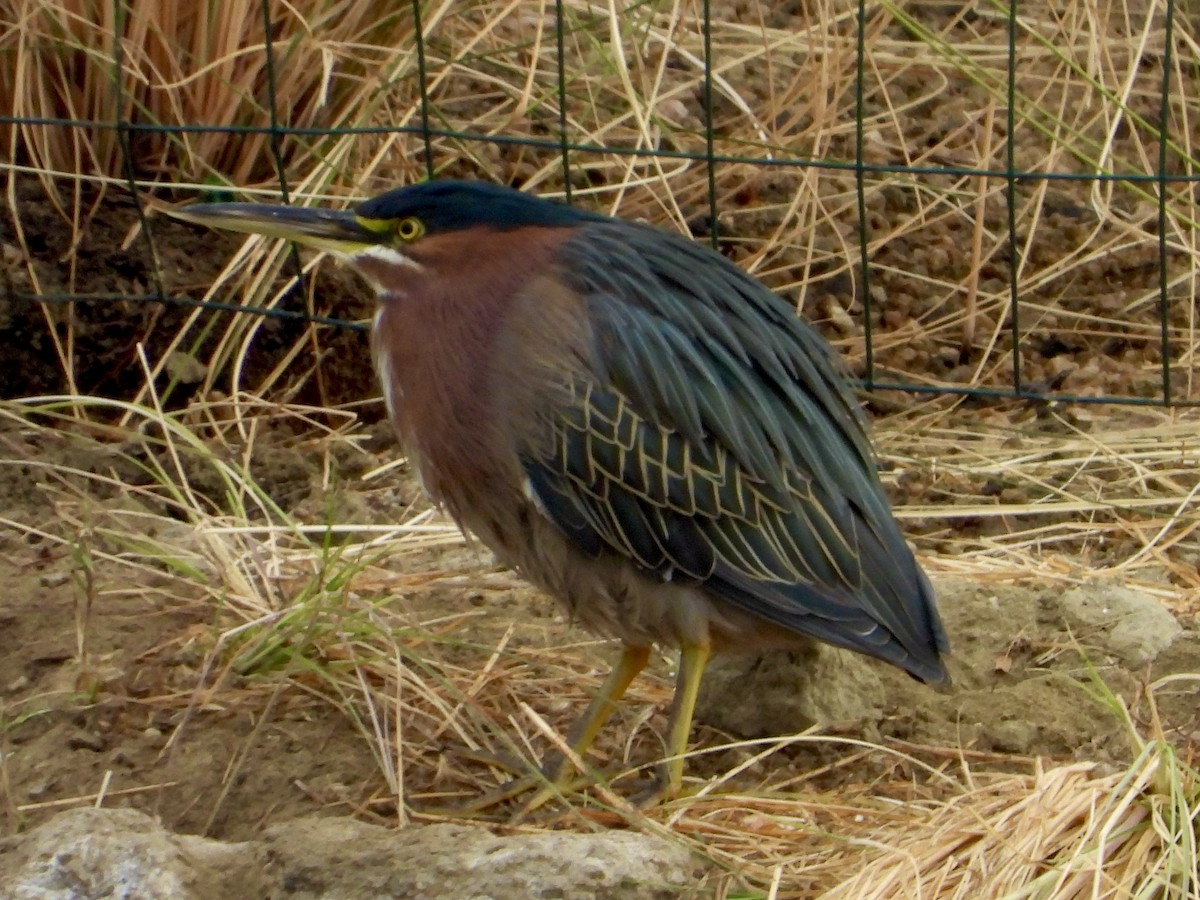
[562,643,651,767]
[662,641,711,798]
[511,644,650,816]
[458,644,650,817]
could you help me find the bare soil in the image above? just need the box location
[0,416,1197,847]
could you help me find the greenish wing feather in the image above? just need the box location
[521,221,948,682]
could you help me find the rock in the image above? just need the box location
[1057,584,1182,666]
[0,809,698,900]
[263,817,697,899]
[697,641,886,737]
[0,807,260,900]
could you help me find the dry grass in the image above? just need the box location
[2,0,1199,896]
[3,0,1198,404]
[2,388,1198,896]
[879,402,1200,611]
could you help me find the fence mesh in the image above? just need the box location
[1,0,1196,408]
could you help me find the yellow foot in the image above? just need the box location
[455,644,655,819]
[449,753,692,820]
[448,753,596,819]
[625,755,696,807]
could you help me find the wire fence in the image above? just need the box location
[1,0,1197,408]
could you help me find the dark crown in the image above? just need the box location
[355,180,604,233]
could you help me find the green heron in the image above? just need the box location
[173,180,948,801]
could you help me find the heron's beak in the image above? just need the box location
[169,202,382,256]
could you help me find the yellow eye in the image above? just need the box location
[395,216,425,242]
